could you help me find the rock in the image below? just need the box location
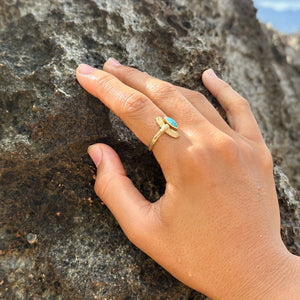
[26,233,38,244]
[0,0,299,299]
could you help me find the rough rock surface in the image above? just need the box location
[0,0,299,299]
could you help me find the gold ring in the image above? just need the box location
[149,116,179,151]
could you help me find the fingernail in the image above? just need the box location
[77,64,97,74]
[106,57,122,67]
[88,145,102,167]
[207,69,218,78]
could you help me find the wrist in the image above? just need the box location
[274,252,300,300]
[214,240,300,300]
[233,245,300,300]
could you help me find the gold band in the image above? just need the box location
[148,117,180,151]
[148,124,169,151]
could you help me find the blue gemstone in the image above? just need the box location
[166,117,178,128]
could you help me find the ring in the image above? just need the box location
[148,116,179,151]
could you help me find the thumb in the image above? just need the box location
[88,143,155,244]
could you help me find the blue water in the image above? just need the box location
[253,0,300,33]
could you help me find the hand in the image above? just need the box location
[76,59,300,299]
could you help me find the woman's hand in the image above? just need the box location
[76,59,300,299]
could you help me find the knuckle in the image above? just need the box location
[125,67,141,80]
[216,82,251,113]
[94,173,112,201]
[215,82,232,99]
[180,145,207,173]
[231,97,251,112]
[147,79,177,98]
[211,133,239,157]
[120,92,148,115]
[95,73,116,95]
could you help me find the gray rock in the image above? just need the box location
[0,0,299,299]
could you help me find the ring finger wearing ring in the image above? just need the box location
[149,116,180,151]
[76,66,186,161]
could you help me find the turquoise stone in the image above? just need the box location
[166,117,178,129]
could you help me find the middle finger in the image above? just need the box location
[103,59,208,130]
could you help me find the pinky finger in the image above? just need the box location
[202,69,263,142]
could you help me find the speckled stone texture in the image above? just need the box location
[0,0,299,299]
